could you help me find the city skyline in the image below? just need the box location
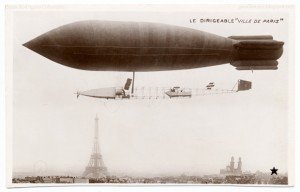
[12,113,288,177]
[12,152,288,178]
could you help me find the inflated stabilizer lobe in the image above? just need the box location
[230,36,284,70]
[232,60,279,70]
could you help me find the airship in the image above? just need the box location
[23,20,284,72]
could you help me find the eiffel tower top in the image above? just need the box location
[94,115,99,152]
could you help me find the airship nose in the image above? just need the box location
[23,41,32,50]
[22,33,56,60]
[23,38,41,53]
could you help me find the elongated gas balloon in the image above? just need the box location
[23,20,284,71]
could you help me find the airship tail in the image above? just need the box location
[229,35,284,70]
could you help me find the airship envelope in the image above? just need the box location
[23,20,284,71]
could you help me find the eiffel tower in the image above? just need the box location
[82,115,108,178]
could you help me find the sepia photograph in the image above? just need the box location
[5,4,294,187]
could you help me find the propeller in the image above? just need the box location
[74,91,80,99]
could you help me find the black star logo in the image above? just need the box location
[270,167,278,175]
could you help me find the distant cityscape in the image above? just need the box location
[12,116,288,185]
[12,156,288,185]
[12,174,288,185]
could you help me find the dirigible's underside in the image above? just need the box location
[23,20,284,71]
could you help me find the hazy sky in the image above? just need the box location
[10,5,292,177]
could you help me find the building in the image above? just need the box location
[42,177,56,183]
[59,177,74,183]
[220,157,243,175]
[74,178,89,183]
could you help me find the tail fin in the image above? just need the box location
[229,36,284,70]
[237,80,252,91]
[124,78,132,90]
